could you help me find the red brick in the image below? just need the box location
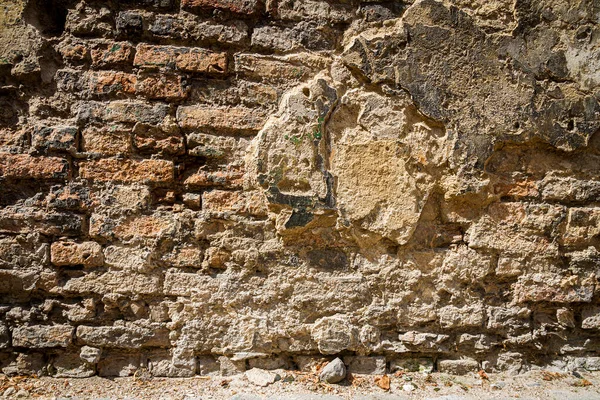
[133,124,185,155]
[134,44,227,74]
[0,154,68,179]
[91,42,135,68]
[177,106,265,133]
[181,0,261,15]
[0,128,28,153]
[135,74,188,100]
[81,126,132,155]
[90,71,137,95]
[79,159,174,184]
[51,241,104,267]
[59,42,89,63]
[175,50,227,74]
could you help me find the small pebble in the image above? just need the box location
[525,382,541,388]
[491,382,506,390]
[15,389,29,398]
[403,383,416,392]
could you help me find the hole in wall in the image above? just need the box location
[23,0,70,37]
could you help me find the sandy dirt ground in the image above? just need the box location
[2,369,600,399]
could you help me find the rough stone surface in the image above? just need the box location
[319,358,346,384]
[246,368,279,387]
[1,0,600,380]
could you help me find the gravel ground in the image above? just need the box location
[2,369,600,399]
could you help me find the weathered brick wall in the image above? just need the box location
[1,0,600,378]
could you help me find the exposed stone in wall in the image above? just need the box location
[0,0,599,378]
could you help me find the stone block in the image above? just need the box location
[134,44,227,74]
[0,323,10,349]
[202,190,267,216]
[61,271,162,296]
[136,73,188,100]
[90,41,135,68]
[234,53,328,83]
[80,346,102,364]
[177,106,265,132]
[12,325,73,348]
[51,241,104,267]
[582,306,600,329]
[343,356,386,375]
[97,352,141,377]
[52,353,95,378]
[79,159,174,184]
[32,126,77,153]
[564,207,600,246]
[187,133,241,158]
[184,168,244,189]
[133,123,185,155]
[111,213,177,241]
[81,126,132,155]
[77,101,169,125]
[218,355,246,376]
[438,358,479,375]
[89,71,137,95]
[76,323,170,349]
[104,245,154,273]
[439,305,485,329]
[147,350,196,377]
[181,0,261,15]
[0,154,68,179]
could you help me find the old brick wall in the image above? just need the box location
[1,0,600,378]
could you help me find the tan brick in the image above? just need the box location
[90,71,137,95]
[51,241,104,267]
[79,159,174,184]
[113,214,177,241]
[136,74,188,100]
[234,53,328,83]
[0,154,68,179]
[78,101,170,126]
[177,106,265,132]
[183,168,244,189]
[60,271,161,295]
[134,44,227,74]
[77,324,170,349]
[91,42,135,68]
[181,0,261,15]
[163,272,219,296]
[81,126,132,155]
[202,190,267,216]
[564,207,600,246]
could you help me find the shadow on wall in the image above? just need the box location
[23,0,70,37]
